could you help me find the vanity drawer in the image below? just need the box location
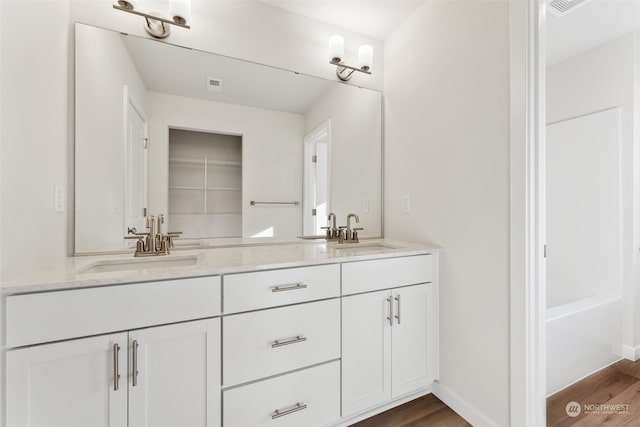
[223,264,340,313]
[223,299,340,387]
[223,361,340,427]
[342,254,433,295]
[5,276,221,348]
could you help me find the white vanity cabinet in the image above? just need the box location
[341,255,438,418]
[7,319,221,427]
[5,276,222,427]
[3,246,439,427]
[6,333,129,427]
[221,265,342,426]
[128,318,221,427]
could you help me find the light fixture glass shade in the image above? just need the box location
[170,0,191,25]
[358,45,373,70]
[118,0,138,10]
[329,35,344,63]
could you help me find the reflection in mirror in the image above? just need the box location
[168,129,242,238]
[75,23,382,254]
[303,121,330,236]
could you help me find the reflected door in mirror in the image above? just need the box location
[303,121,331,236]
[125,90,149,233]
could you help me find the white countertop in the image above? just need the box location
[1,239,439,295]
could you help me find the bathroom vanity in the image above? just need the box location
[3,240,439,427]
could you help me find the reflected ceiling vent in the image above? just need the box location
[548,0,591,17]
[207,77,223,92]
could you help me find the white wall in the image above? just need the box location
[1,1,71,280]
[546,109,622,308]
[384,1,510,425]
[546,33,639,357]
[0,0,383,279]
[304,84,382,236]
[147,92,304,238]
[75,23,148,253]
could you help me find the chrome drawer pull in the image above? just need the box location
[394,294,401,325]
[113,343,121,391]
[386,295,393,326]
[270,282,307,293]
[271,402,307,419]
[132,340,139,387]
[271,335,307,348]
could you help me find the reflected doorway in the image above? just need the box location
[303,120,331,236]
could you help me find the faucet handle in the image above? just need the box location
[127,227,137,234]
[351,228,363,243]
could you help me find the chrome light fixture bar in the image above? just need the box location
[113,0,191,39]
[328,35,372,81]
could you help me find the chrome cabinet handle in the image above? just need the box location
[271,402,307,419]
[386,295,393,326]
[113,343,121,391]
[132,340,139,387]
[270,283,307,293]
[271,335,307,348]
[394,294,401,325]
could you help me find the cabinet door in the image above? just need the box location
[341,290,392,416]
[128,318,221,427]
[6,333,128,427]
[391,283,434,396]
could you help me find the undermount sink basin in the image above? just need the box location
[332,243,398,252]
[81,255,199,274]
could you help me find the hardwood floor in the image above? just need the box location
[351,394,471,427]
[347,360,640,427]
[548,359,640,426]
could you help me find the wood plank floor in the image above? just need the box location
[351,394,471,427]
[547,359,640,427]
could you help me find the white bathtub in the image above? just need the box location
[546,294,623,396]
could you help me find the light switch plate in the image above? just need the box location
[54,185,64,213]
[401,194,411,214]
[363,197,369,213]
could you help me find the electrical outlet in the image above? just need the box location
[54,185,64,213]
[363,197,369,213]
[401,194,411,214]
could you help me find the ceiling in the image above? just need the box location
[122,33,335,114]
[547,0,640,65]
[260,0,426,41]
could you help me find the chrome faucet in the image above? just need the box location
[125,214,182,257]
[340,213,363,243]
[322,213,340,241]
[147,215,156,252]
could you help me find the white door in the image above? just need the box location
[341,290,392,416]
[391,283,433,396]
[128,318,221,427]
[6,333,128,427]
[125,93,148,234]
[303,121,331,236]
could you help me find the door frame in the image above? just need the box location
[122,85,149,235]
[302,119,332,236]
[509,1,546,425]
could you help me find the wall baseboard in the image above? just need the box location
[623,345,640,361]
[431,382,499,427]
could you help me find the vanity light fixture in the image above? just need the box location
[328,35,372,81]
[113,0,191,39]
